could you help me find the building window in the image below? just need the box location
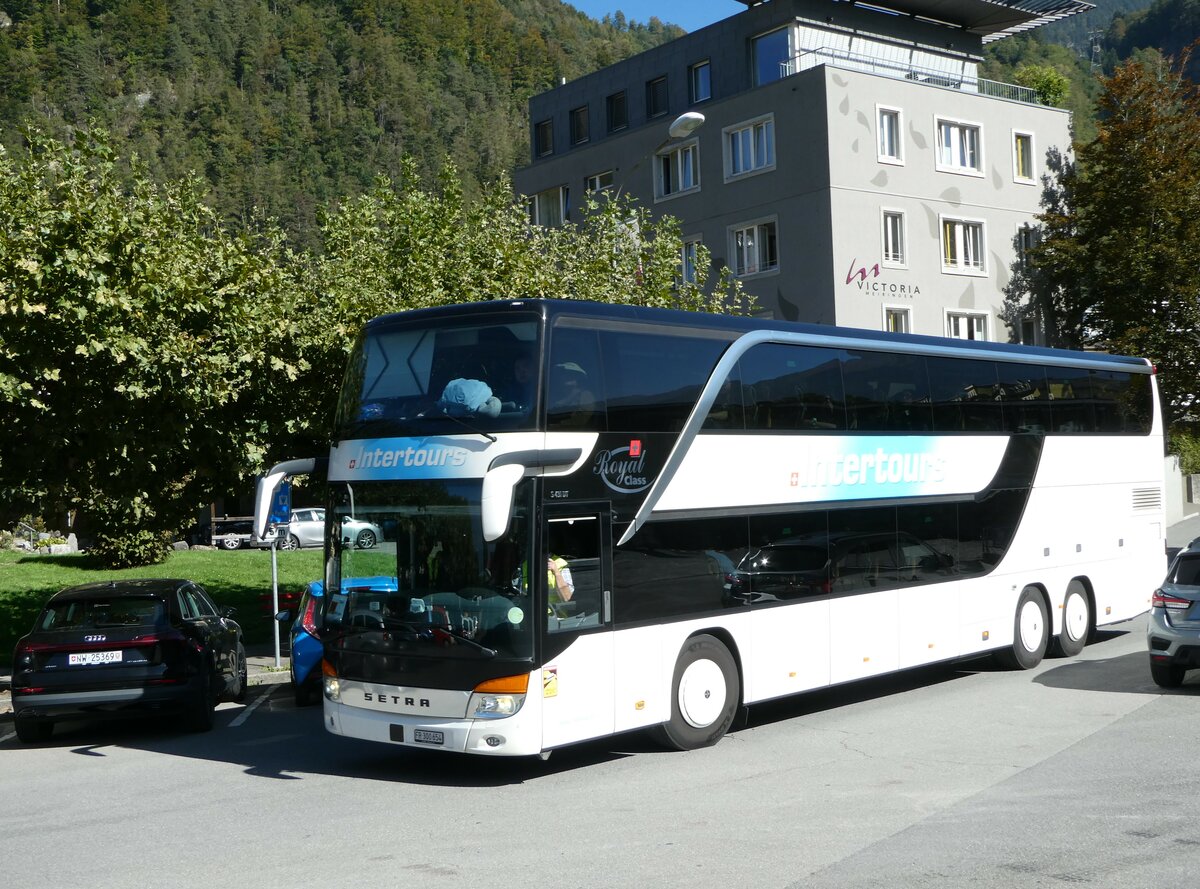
[725,115,775,179]
[690,60,711,103]
[941,216,986,274]
[647,75,669,118]
[885,307,911,334]
[656,141,699,199]
[585,170,614,193]
[534,119,553,157]
[606,91,627,132]
[1013,131,1035,182]
[530,186,568,227]
[882,210,906,266]
[731,219,778,276]
[570,106,589,145]
[681,239,701,285]
[1019,317,1038,345]
[946,311,988,341]
[935,118,982,174]
[753,27,791,85]
[1017,223,1038,269]
[878,106,902,164]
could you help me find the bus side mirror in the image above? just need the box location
[481,463,525,542]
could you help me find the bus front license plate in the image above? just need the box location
[413,728,444,746]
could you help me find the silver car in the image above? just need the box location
[1147,539,1200,688]
[278,508,382,551]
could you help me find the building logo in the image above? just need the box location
[846,258,921,296]
[594,441,651,494]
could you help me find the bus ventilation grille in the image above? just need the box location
[1132,487,1162,511]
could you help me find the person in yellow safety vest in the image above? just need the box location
[547,555,574,614]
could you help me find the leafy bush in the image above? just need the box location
[90,530,172,569]
[1172,428,1200,475]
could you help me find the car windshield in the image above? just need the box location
[39,596,166,631]
[1168,553,1200,586]
[324,478,535,661]
[334,314,542,439]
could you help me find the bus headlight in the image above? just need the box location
[469,673,529,720]
[470,692,525,719]
[322,659,341,702]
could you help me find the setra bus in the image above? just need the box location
[255,298,1165,756]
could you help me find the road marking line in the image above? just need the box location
[230,687,276,728]
[0,730,14,744]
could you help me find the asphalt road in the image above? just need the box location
[1,612,1197,889]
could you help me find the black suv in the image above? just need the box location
[10,579,246,743]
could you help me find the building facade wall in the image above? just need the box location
[513,0,1071,341]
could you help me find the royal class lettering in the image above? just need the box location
[363,691,431,708]
[791,449,945,488]
[594,446,650,494]
[349,445,467,471]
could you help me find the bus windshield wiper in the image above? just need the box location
[435,411,497,443]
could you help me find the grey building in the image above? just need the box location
[512,0,1091,343]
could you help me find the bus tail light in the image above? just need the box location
[470,673,529,720]
[322,658,341,701]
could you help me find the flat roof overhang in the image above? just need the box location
[735,0,1094,43]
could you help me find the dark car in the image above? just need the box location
[1147,538,1200,688]
[726,531,954,604]
[276,575,398,706]
[10,579,247,743]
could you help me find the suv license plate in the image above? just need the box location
[413,729,444,746]
[69,651,122,666]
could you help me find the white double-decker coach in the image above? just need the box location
[257,298,1165,756]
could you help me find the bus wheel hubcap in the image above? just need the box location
[678,659,726,728]
[1019,601,1043,651]
[1064,591,1087,641]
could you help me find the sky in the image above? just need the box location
[568,0,746,33]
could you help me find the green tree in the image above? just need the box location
[1013,63,1072,106]
[1004,52,1200,427]
[0,127,295,564]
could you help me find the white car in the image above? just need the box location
[278,508,382,550]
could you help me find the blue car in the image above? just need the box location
[278,576,398,706]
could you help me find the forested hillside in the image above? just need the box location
[0,0,680,247]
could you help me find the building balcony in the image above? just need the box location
[785,47,1042,106]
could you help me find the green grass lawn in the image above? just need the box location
[0,548,328,666]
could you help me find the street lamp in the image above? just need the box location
[667,111,706,139]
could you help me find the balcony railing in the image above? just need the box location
[783,48,1042,106]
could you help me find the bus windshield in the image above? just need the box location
[326,478,535,662]
[335,314,542,439]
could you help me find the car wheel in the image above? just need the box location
[233,645,248,704]
[14,719,53,744]
[1052,580,1091,658]
[995,586,1049,670]
[650,634,739,751]
[355,529,377,549]
[220,536,242,551]
[187,668,216,732]
[1150,659,1186,689]
[279,534,300,551]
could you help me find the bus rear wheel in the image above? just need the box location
[996,586,1049,670]
[651,634,739,751]
[1052,580,1091,658]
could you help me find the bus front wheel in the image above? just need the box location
[996,586,1049,670]
[651,634,739,751]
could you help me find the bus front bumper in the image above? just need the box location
[323,698,543,757]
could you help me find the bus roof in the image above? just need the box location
[364,299,1153,373]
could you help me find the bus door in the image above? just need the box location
[540,505,614,750]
